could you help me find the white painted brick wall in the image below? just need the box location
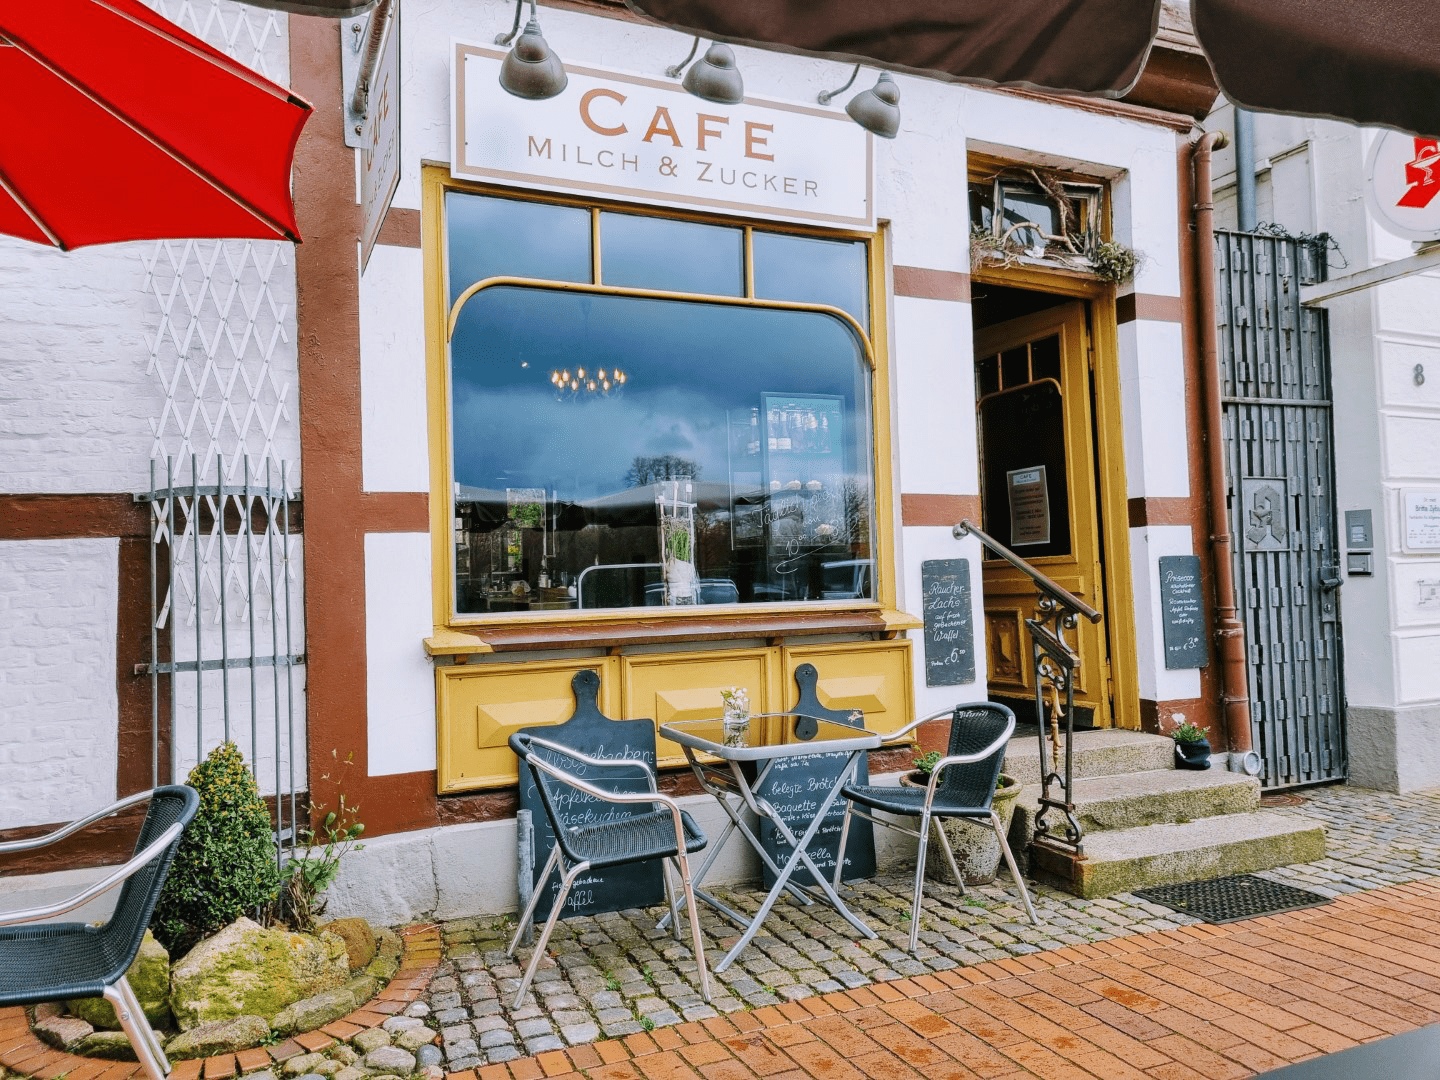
[0,539,120,829]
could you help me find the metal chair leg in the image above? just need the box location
[832,802,854,891]
[674,850,712,1002]
[661,858,682,943]
[908,810,931,954]
[931,816,966,891]
[104,977,169,1080]
[508,844,561,958]
[513,859,587,1008]
[991,809,1040,926]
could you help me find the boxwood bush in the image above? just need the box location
[151,742,281,954]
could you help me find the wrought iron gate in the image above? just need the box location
[1215,230,1346,788]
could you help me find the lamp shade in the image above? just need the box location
[499,18,568,100]
[681,42,743,103]
[846,72,900,138]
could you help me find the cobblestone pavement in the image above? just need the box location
[423,783,1440,1069]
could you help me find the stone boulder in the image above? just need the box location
[270,987,357,1037]
[169,917,349,1031]
[33,1014,94,1052]
[75,1031,138,1060]
[165,1016,271,1061]
[316,918,376,971]
[68,930,171,1030]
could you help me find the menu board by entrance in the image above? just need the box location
[1008,466,1051,546]
[921,559,975,686]
[1158,555,1209,670]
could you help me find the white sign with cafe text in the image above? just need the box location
[452,42,873,229]
[360,6,401,270]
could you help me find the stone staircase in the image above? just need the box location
[1002,731,1326,898]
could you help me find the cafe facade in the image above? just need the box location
[0,0,1235,920]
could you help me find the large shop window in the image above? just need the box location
[446,192,877,617]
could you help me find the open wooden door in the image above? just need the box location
[974,302,1112,727]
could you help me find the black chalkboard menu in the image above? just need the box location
[1159,555,1209,670]
[516,670,664,920]
[922,559,975,686]
[758,664,876,888]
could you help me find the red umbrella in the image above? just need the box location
[0,0,311,249]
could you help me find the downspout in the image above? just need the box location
[1192,131,1257,770]
[1234,108,1258,232]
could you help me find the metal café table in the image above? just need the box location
[659,712,881,972]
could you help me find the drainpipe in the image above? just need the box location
[1234,108,1258,232]
[1192,131,1258,771]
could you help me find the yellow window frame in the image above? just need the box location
[421,165,906,646]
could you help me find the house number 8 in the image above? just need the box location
[1417,363,1427,386]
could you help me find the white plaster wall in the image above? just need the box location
[0,539,119,828]
[892,296,976,494]
[1127,526,1203,707]
[360,245,430,493]
[365,532,438,776]
[1117,320,1190,500]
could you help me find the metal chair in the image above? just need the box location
[834,703,1039,953]
[506,733,711,1007]
[0,786,200,1080]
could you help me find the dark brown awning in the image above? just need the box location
[625,0,1440,135]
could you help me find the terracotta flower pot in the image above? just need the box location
[899,771,1023,885]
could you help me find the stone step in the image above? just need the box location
[1065,810,1327,899]
[1068,768,1260,831]
[1002,729,1175,786]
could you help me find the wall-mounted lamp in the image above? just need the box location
[496,0,567,100]
[818,65,901,139]
[666,36,744,104]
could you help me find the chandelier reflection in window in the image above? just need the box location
[549,365,628,398]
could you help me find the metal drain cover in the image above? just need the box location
[1134,874,1332,924]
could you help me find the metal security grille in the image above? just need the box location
[1134,873,1331,923]
[1215,231,1345,789]
[136,0,304,863]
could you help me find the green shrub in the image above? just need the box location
[151,742,281,954]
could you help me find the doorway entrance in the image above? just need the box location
[971,280,1135,730]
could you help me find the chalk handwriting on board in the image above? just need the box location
[922,559,975,686]
[1159,555,1209,670]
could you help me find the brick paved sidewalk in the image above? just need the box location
[447,877,1440,1080]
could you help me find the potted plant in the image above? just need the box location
[900,752,1023,885]
[1171,721,1212,770]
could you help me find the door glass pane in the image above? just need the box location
[600,212,743,296]
[753,232,869,324]
[1000,347,1029,389]
[977,381,1071,558]
[446,192,591,305]
[976,354,1000,399]
[1030,334,1062,384]
[450,285,876,614]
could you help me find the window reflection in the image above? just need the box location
[599,213,743,296]
[752,232,868,323]
[449,287,876,614]
[446,192,591,305]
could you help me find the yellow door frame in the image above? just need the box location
[971,263,1140,730]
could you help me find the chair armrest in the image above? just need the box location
[876,707,957,746]
[0,821,185,928]
[523,735,658,791]
[0,790,155,856]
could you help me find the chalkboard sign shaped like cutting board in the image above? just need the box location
[516,669,664,920]
[1158,555,1210,670]
[921,558,975,687]
[758,663,877,887]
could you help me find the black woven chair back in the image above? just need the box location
[508,733,649,865]
[937,703,1015,811]
[100,785,198,975]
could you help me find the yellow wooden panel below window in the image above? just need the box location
[782,639,914,737]
[435,656,620,793]
[620,649,778,768]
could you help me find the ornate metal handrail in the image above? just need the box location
[954,519,1103,859]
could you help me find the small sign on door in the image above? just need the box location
[1008,466,1050,546]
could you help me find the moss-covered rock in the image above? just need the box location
[169,917,349,1031]
[270,988,356,1037]
[68,930,171,1030]
[75,1031,138,1060]
[316,919,375,971]
[165,1016,270,1061]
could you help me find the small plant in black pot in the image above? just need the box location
[1171,722,1211,770]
